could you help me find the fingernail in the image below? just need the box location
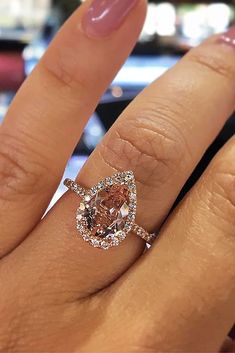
[220,25,235,49]
[82,0,139,38]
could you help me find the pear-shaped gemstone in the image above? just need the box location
[78,184,130,240]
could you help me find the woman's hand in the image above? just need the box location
[0,0,234,352]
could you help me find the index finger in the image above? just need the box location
[0,0,146,257]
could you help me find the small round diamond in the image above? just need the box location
[105,177,113,186]
[77,187,85,196]
[90,186,98,195]
[101,241,109,250]
[76,223,83,230]
[125,172,133,181]
[82,234,90,242]
[126,171,134,177]
[129,204,137,211]
[106,234,115,241]
[84,195,91,202]
[124,221,132,231]
[129,195,136,203]
[116,230,126,240]
[91,238,100,247]
[76,214,82,221]
[129,213,136,222]
[112,238,120,246]
[97,181,105,190]
[114,175,122,183]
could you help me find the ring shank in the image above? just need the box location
[132,224,157,245]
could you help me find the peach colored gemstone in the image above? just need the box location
[79,185,129,239]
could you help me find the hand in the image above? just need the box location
[0,1,234,352]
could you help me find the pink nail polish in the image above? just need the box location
[82,0,139,38]
[220,25,235,48]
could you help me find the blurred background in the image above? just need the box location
[0,0,235,205]
[0,0,234,338]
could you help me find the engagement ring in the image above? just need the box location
[64,171,157,250]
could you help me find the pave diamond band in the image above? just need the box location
[64,171,157,250]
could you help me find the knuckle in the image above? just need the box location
[40,52,89,92]
[0,132,50,201]
[100,104,192,189]
[187,47,235,80]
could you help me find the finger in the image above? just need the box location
[6,29,235,300]
[116,137,235,352]
[0,0,146,256]
[221,338,235,353]
[21,30,235,291]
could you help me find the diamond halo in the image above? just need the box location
[64,171,157,250]
[76,171,136,250]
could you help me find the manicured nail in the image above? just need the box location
[82,0,139,38]
[220,25,235,48]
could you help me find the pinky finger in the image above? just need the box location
[114,136,235,352]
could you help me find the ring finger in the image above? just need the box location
[4,27,235,299]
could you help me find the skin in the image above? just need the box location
[0,1,234,352]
